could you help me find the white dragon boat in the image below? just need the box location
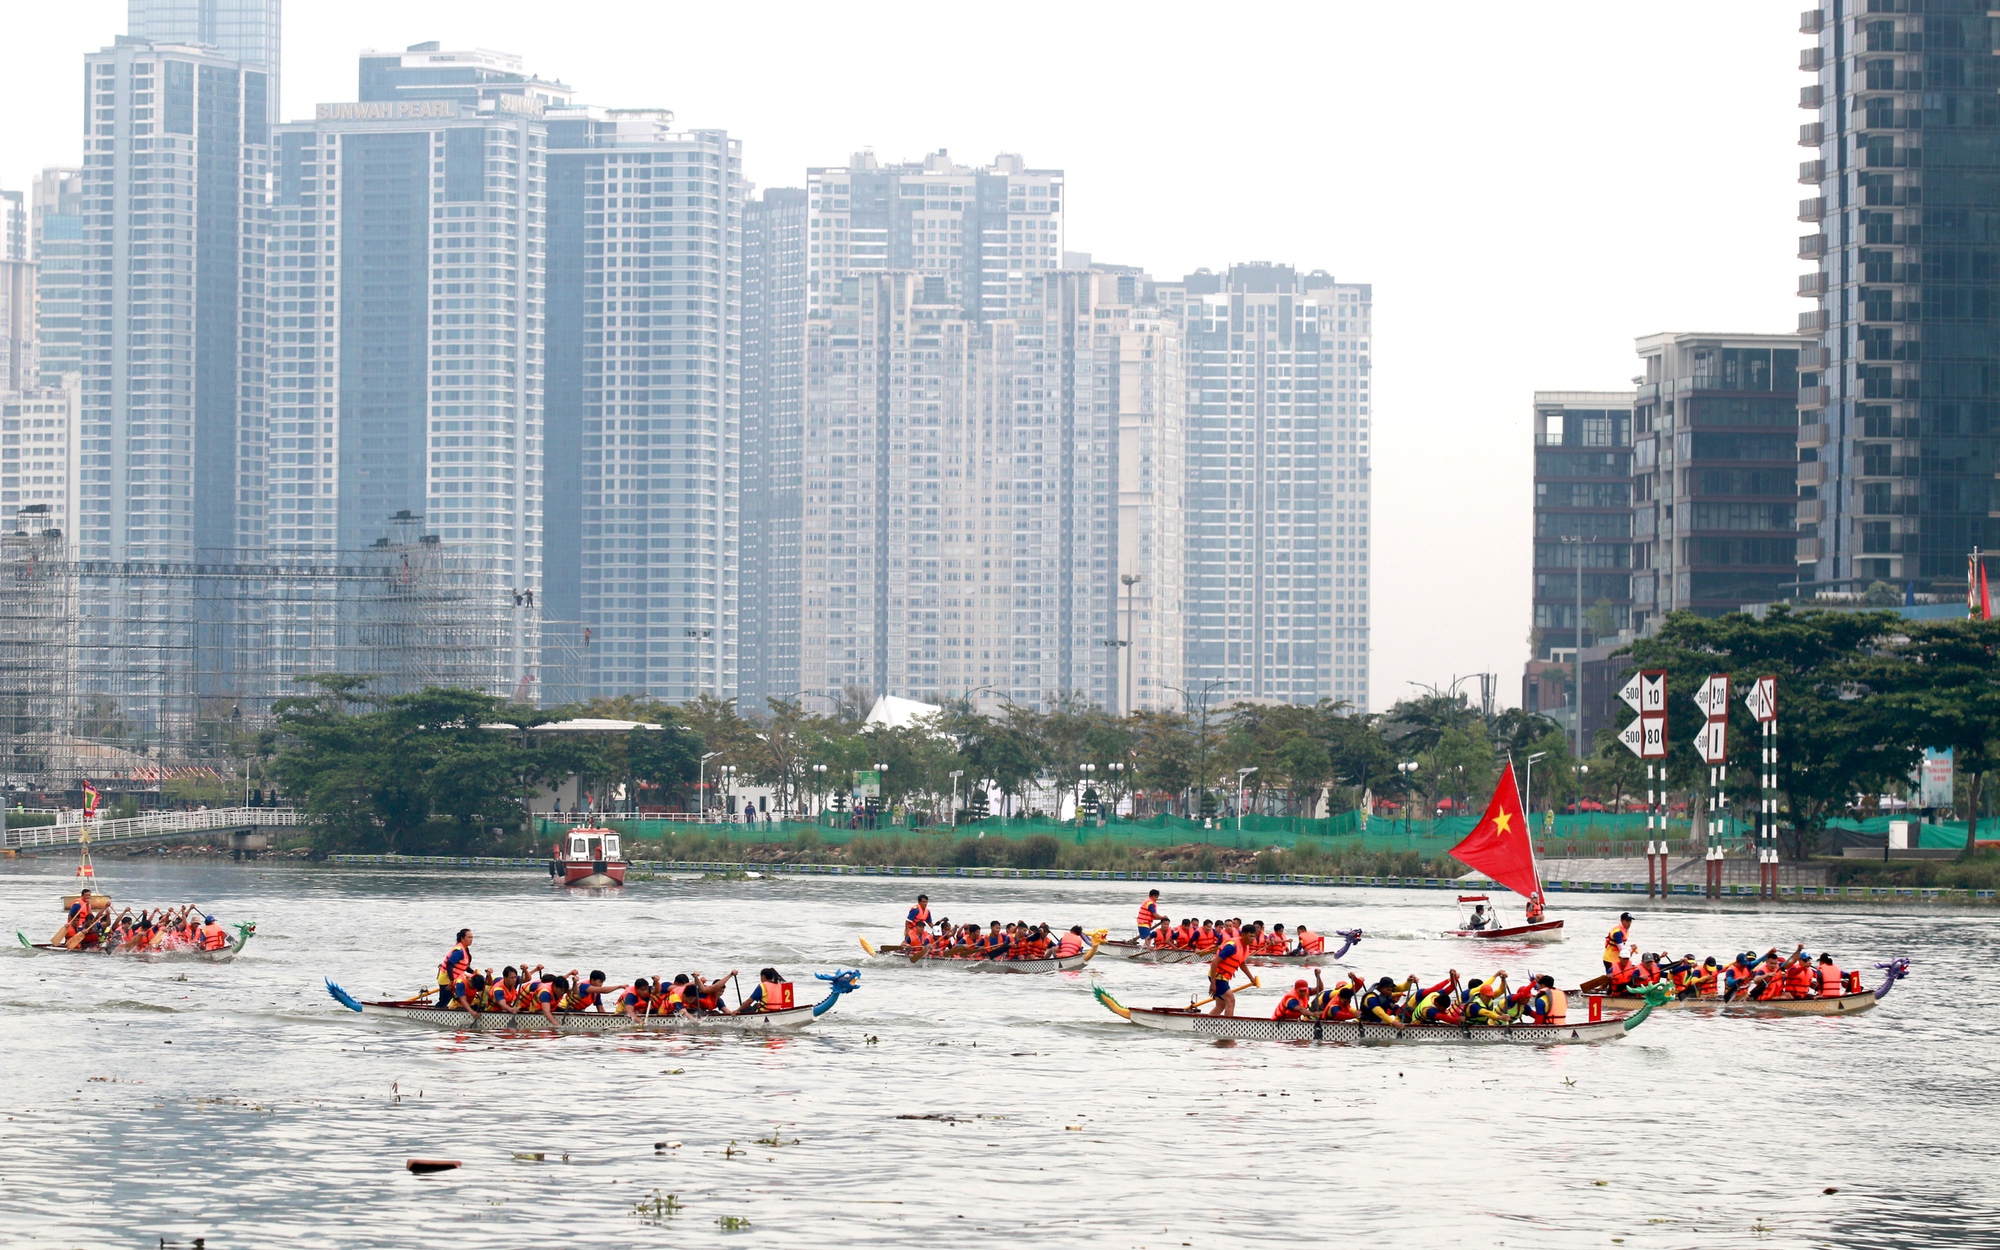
[858,935,1099,972]
[1093,983,1668,1046]
[323,970,860,1034]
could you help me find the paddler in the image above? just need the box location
[1294,924,1325,956]
[1360,976,1411,1027]
[437,928,474,1007]
[732,968,787,1015]
[618,978,655,1019]
[905,895,932,948]
[1204,924,1250,1017]
[198,915,229,951]
[1526,975,1567,1025]
[1136,889,1164,942]
[1602,913,1634,974]
[1815,953,1845,998]
[1054,925,1088,958]
[1308,971,1363,1021]
[1272,978,1312,1021]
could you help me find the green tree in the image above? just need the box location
[1621,607,1926,857]
[1877,618,2000,855]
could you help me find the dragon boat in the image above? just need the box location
[1092,982,1670,1045]
[1106,928,1362,967]
[322,970,860,1034]
[1577,958,1908,1017]
[18,920,256,963]
[857,935,1100,972]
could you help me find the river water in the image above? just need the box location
[0,858,1991,1249]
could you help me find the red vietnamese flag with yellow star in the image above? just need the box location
[1448,761,1539,901]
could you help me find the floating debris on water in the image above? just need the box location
[632,1190,683,1224]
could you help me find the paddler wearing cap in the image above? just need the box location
[1602,912,1634,974]
[1271,976,1315,1021]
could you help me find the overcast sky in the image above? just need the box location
[0,2,1806,712]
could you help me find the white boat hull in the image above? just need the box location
[1445,920,1565,943]
[351,1000,823,1033]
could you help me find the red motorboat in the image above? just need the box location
[550,826,628,888]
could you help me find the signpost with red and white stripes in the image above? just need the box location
[1617,670,1668,893]
[1745,676,1778,898]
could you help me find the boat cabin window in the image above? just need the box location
[569,835,590,857]
[601,834,620,859]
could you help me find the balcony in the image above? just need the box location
[1799,197,1826,221]
[1799,9,1823,33]
[1799,47,1825,71]
[1800,85,1825,109]
[1799,121,1825,147]
[1798,499,1824,524]
[1798,385,1831,411]
[1797,462,1828,487]
[1798,344,1826,368]
[1863,182,1921,207]
[1798,233,1827,260]
[1799,309,1828,332]
[1798,272,1830,297]
[1797,421,1830,448]
[1799,159,1826,185]
[1796,537,1822,562]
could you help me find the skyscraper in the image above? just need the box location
[1524,390,1634,738]
[740,186,808,710]
[807,151,1062,322]
[542,107,746,702]
[81,36,270,563]
[127,0,281,124]
[1796,4,1999,593]
[30,169,86,388]
[1163,265,1369,709]
[269,47,549,691]
[0,187,31,394]
[1632,333,1806,625]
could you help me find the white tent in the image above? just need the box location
[863,695,942,730]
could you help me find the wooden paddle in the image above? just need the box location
[1187,973,1261,1010]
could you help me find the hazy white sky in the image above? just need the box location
[0,2,1806,711]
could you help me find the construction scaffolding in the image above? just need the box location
[0,515,538,788]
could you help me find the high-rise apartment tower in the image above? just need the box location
[1796,3,1999,591]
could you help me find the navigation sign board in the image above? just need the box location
[1638,670,1667,714]
[1693,674,1731,721]
[1694,719,1728,765]
[1744,675,1776,723]
[1618,719,1646,758]
[1618,672,1645,714]
[1642,716,1667,759]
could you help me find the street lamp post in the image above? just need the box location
[1236,767,1258,833]
[1107,760,1125,821]
[698,751,721,823]
[1120,572,1142,714]
[812,763,828,818]
[1078,763,1097,825]
[876,762,889,829]
[949,769,963,826]
[1398,760,1419,836]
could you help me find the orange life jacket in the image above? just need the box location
[1697,968,1718,994]
[1272,992,1307,1021]
[1784,961,1813,998]
[1194,929,1218,952]
[1212,941,1246,981]
[1298,930,1325,955]
[200,923,229,951]
[1055,932,1084,957]
[1816,964,1844,996]
[1137,900,1162,928]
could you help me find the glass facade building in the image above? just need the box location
[1797,2,2000,590]
[127,0,281,125]
[1634,333,1807,624]
[81,37,270,563]
[31,169,87,389]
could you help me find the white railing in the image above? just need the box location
[3,807,298,849]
